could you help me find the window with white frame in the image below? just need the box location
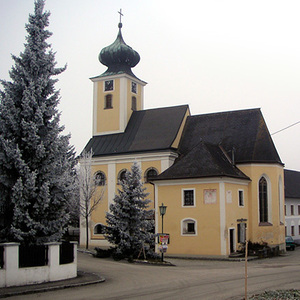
[182,189,195,207]
[95,171,106,186]
[259,176,269,223]
[238,190,244,207]
[118,169,127,184]
[182,219,196,235]
[291,205,294,216]
[94,223,105,234]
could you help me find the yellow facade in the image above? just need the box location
[239,164,285,247]
[87,158,164,245]
[93,75,145,135]
[96,78,120,133]
[153,163,285,257]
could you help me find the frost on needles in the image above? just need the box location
[105,162,155,261]
[0,0,76,245]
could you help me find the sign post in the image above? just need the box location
[237,218,248,300]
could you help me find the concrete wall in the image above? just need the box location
[0,242,77,288]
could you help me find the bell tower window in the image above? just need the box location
[105,94,113,109]
[131,96,137,111]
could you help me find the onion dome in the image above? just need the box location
[99,22,140,78]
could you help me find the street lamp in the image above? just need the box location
[159,203,167,262]
[237,218,248,300]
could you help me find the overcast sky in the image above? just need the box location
[0,0,299,171]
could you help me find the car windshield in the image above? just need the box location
[286,237,293,242]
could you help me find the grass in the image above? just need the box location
[248,290,300,299]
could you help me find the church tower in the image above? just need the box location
[90,15,146,136]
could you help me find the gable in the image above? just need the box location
[178,108,282,165]
[154,142,250,181]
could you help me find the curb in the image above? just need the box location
[0,271,105,298]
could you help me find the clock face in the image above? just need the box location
[131,82,137,94]
[105,80,113,91]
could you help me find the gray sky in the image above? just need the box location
[0,0,299,171]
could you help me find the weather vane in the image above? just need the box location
[118,9,123,23]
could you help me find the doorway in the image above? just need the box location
[229,228,235,253]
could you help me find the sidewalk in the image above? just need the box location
[0,270,104,298]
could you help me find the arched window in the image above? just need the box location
[94,224,105,234]
[259,176,268,223]
[131,96,137,111]
[118,169,127,183]
[95,171,106,186]
[145,168,158,182]
[105,94,113,109]
[181,219,197,235]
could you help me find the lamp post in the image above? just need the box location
[237,218,248,300]
[159,203,167,262]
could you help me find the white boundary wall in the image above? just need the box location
[0,242,77,287]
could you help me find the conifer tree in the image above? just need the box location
[105,162,154,260]
[0,0,76,245]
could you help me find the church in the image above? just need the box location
[79,17,286,257]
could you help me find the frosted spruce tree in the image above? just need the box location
[105,162,154,261]
[0,0,76,245]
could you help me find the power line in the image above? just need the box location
[271,121,300,135]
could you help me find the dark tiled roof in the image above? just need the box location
[284,169,300,199]
[154,142,250,181]
[153,108,282,182]
[178,108,282,165]
[84,105,188,156]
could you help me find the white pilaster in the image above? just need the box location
[219,182,226,255]
[108,163,116,208]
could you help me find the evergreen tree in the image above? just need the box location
[0,0,76,245]
[105,162,154,260]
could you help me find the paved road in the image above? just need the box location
[8,248,300,300]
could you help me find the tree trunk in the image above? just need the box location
[85,215,89,250]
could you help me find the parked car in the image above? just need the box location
[285,236,296,251]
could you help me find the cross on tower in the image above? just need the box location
[118,9,123,23]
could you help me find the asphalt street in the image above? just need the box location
[6,248,300,300]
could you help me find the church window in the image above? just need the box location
[259,176,268,223]
[95,171,106,186]
[238,190,244,207]
[118,169,127,183]
[94,224,105,234]
[131,96,137,111]
[145,168,158,182]
[182,219,196,235]
[182,189,195,207]
[105,94,113,109]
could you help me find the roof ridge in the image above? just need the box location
[139,104,189,113]
[190,107,261,118]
